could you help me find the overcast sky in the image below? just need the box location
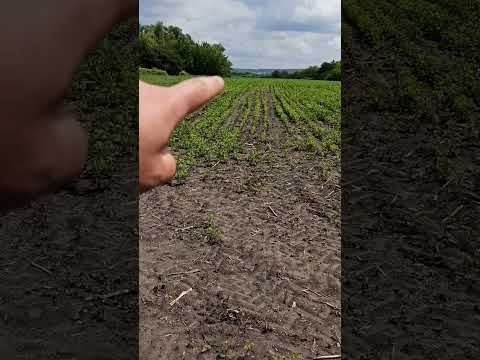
[140,0,341,69]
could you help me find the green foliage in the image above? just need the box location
[271,61,341,81]
[139,22,232,76]
[70,19,138,176]
[343,0,479,112]
[272,70,291,78]
[247,149,259,166]
[272,353,304,360]
[271,79,340,157]
[206,212,222,242]
[343,0,480,182]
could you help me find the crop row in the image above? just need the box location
[139,74,341,178]
[342,0,478,113]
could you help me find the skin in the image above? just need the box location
[0,1,224,211]
[139,77,224,193]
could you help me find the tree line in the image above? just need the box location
[139,23,232,77]
[232,61,341,81]
[140,23,340,81]
[271,61,341,81]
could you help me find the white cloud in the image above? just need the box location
[140,0,341,68]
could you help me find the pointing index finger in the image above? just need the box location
[169,76,225,122]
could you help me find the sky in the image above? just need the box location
[140,0,341,69]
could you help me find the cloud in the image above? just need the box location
[140,0,341,68]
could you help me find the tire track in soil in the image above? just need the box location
[222,91,250,129]
[266,88,289,150]
[140,136,341,359]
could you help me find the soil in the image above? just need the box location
[0,157,138,360]
[139,96,341,360]
[342,17,480,360]
[0,19,139,359]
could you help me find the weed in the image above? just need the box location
[272,353,304,360]
[243,340,254,353]
[247,149,258,166]
[238,176,258,194]
[206,212,221,242]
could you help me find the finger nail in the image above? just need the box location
[212,76,224,88]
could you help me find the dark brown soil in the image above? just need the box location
[139,103,341,359]
[222,91,252,130]
[342,16,480,360]
[0,158,138,360]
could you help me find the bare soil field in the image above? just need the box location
[0,157,138,360]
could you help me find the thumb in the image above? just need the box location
[37,108,89,189]
[0,108,88,210]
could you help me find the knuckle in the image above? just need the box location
[142,153,176,189]
[157,154,177,183]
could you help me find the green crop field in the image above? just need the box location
[343,0,478,114]
[140,70,341,179]
[139,21,343,360]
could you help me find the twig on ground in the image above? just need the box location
[302,288,340,311]
[376,264,387,277]
[440,177,454,192]
[268,205,278,217]
[86,289,132,301]
[31,261,52,275]
[0,261,15,267]
[170,287,193,306]
[325,190,336,198]
[151,214,163,223]
[167,269,200,277]
[175,225,196,232]
[390,194,398,204]
[212,161,221,168]
[442,204,464,223]
[314,355,341,359]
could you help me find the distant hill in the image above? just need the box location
[233,61,340,81]
[233,68,300,76]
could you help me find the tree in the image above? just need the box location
[139,22,232,76]
[272,70,281,78]
[271,61,341,81]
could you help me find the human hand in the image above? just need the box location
[0,1,136,211]
[139,76,225,192]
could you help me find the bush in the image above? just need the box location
[179,70,190,76]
